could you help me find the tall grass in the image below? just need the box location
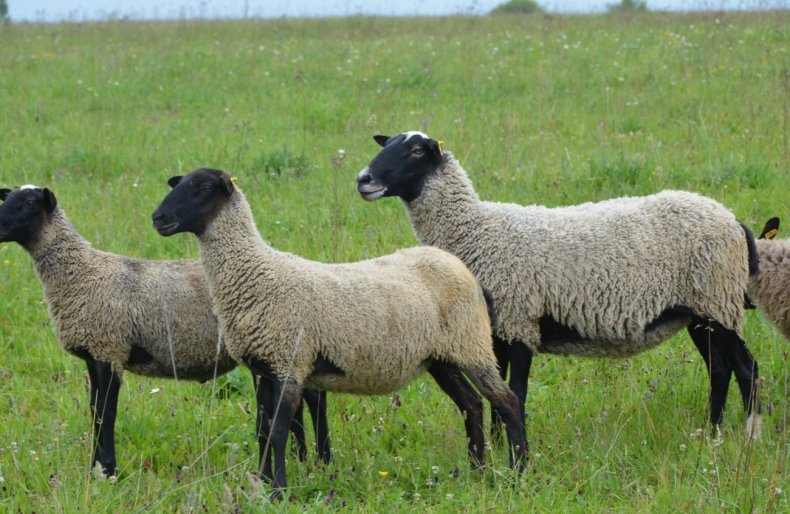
[0,11,788,511]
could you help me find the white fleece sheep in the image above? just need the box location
[357,132,762,438]
[151,168,527,499]
[0,185,329,477]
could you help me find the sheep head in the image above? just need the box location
[0,185,57,246]
[152,168,235,237]
[357,131,444,203]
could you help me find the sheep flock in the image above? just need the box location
[0,132,783,501]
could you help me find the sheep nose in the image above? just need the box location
[356,168,371,184]
[152,211,164,224]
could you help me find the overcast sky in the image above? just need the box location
[8,0,789,22]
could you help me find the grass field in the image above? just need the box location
[0,10,788,512]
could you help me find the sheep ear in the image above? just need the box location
[759,217,780,240]
[42,188,57,213]
[220,174,235,195]
[167,176,183,189]
[428,139,444,156]
[373,135,390,147]
[0,188,10,201]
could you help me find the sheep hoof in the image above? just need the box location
[745,413,762,440]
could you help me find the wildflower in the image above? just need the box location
[378,471,389,478]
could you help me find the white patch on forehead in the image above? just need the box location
[401,131,430,143]
[20,184,40,190]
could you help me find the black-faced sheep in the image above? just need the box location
[151,168,527,499]
[748,217,790,340]
[356,132,762,438]
[0,185,330,477]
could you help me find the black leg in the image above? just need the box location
[463,365,527,472]
[428,362,486,468]
[688,318,732,428]
[490,337,509,444]
[507,341,532,424]
[251,371,274,482]
[290,398,308,462]
[269,377,303,501]
[87,360,121,477]
[708,320,761,435]
[303,389,331,464]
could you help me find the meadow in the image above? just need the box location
[0,10,788,512]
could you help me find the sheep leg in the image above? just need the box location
[463,366,527,472]
[303,389,332,464]
[709,322,762,437]
[252,372,274,482]
[290,399,309,462]
[687,319,733,428]
[490,337,509,445]
[86,360,120,477]
[268,377,303,501]
[428,362,486,468]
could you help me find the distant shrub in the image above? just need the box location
[490,0,542,15]
[607,0,649,12]
[0,0,8,21]
[250,145,309,178]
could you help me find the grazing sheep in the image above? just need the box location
[748,217,790,339]
[0,185,330,477]
[356,132,762,438]
[151,168,527,499]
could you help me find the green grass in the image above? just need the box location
[0,11,788,512]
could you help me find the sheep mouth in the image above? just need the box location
[154,221,180,236]
[358,186,387,201]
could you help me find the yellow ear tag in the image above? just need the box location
[437,140,445,156]
[230,176,238,186]
[764,228,779,240]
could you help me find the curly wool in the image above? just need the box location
[196,189,496,394]
[27,209,235,378]
[748,238,790,339]
[403,153,750,356]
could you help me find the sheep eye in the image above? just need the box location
[412,147,425,156]
[199,184,213,193]
[24,199,36,208]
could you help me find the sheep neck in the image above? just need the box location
[405,154,483,248]
[197,190,282,290]
[28,209,95,284]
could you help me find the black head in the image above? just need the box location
[0,185,58,247]
[152,168,235,237]
[356,131,444,203]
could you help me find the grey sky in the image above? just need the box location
[8,0,789,23]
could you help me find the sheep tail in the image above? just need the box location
[740,222,759,276]
[481,286,498,330]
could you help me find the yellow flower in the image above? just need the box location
[378,471,389,478]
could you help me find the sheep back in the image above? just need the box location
[201,194,495,395]
[408,156,750,356]
[31,210,234,379]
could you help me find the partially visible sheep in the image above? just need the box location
[151,168,527,499]
[356,132,762,438]
[748,217,790,339]
[0,185,330,477]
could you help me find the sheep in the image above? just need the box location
[747,217,790,339]
[0,185,330,477]
[151,167,527,499]
[356,131,762,439]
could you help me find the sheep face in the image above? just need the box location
[357,132,443,203]
[152,168,235,237]
[0,186,57,247]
